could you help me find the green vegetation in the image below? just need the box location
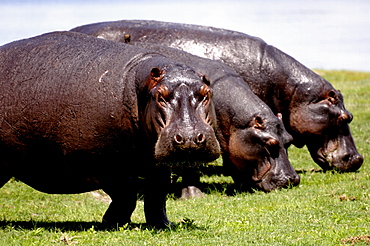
[1,70,370,245]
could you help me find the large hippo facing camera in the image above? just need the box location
[71,20,363,172]
[128,41,300,193]
[0,31,220,228]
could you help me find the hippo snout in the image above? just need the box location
[173,131,206,149]
[258,167,300,192]
[286,172,301,187]
[349,153,364,171]
[154,124,221,164]
[171,127,215,156]
[334,152,363,172]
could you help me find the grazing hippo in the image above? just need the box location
[0,31,220,228]
[127,42,300,194]
[71,20,363,172]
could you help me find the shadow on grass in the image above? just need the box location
[168,165,298,198]
[0,218,205,232]
[168,165,332,198]
[169,180,250,198]
[0,220,101,231]
[295,168,359,174]
[295,168,324,174]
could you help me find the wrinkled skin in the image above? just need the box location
[0,31,220,228]
[130,42,300,193]
[71,20,363,171]
[214,80,298,192]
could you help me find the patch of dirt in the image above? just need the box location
[341,235,370,245]
[338,194,356,201]
[89,190,111,203]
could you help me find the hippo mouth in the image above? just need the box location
[231,151,299,192]
[316,138,338,169]
[251,155,272,182]
[248,152,274,191]
[153,120,221,166]
[250,161,275,192]
[312,137,363,172]
[250,147,300,192]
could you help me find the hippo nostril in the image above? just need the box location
[174,134,184,144]
[342,154,351,163]
[196,133,205,144]
[291,174,301,185]
[342,153,363,165]
[337,154,363,172]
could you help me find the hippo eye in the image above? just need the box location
[265,137,280,156]
[156,85,170,106]
[199,85,211,104]
[202,92,211,104]
[253,116,265,130]
[321,90,339,105]
[328,90,337,104]
[266,137,279,147]
[157,92,169,106]
[158,94,167,106]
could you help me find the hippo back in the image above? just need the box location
[0,31,149,155]
[71,20,363,172]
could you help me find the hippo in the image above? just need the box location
[0,31,221,228]
[71,20,363,172]
[128,41,300,194]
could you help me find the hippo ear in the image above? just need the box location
[253,116,265,129]
[265,137,279,147]
[148,67,164,89]
[326,90,338,104]
[123,34,131,43]
[276,113,283,121]
[202,75,211,86]
[151,67,163,78]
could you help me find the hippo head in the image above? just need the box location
[289,83,363,172]
[142,65,221,166]
[226,113,300,192]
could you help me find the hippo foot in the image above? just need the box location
[180,186,205,199]
[145,220,174,229]
[102,204,133,229]
[101,218,131,230]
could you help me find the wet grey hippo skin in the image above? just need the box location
[71,20,363,172]
[129,41,300,195]
[0,31,221,228]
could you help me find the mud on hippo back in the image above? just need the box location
[128,41,300,193]
[71,20,363,172]
[0,31,220,228]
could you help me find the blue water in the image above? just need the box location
[1,0,369,71]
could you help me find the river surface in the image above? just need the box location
[1,0,369,71]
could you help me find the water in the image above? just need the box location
[1,0,369,71]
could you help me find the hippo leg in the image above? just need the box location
[221,154,253,192]
[102,177,138,227]
[144,166,172,228]
[0,167,11,188]
[180,168,205,199]
[0,175,11,188]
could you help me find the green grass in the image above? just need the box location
[1,70,370,245]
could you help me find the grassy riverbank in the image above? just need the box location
[0,70,369,245]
